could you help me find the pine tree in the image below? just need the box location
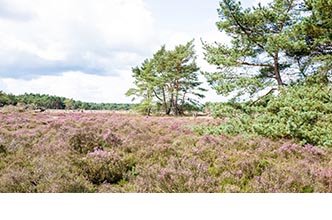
[125,59,155,115]
[203,0,305,100]
[126,40,206,116]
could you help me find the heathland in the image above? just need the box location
[1,0,332,192]
[0,110,331,192]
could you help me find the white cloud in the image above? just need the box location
[0,0,35,21]
[0,28,228,103]
[0,0,230,103]
[0,0,157,77]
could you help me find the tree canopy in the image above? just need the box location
[126,40,206,116]
[0,91,133,111]
[203,0,332,100]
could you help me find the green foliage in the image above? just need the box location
[199,81,332,147]
[127,40,206,116]
[252,84,332,147]
[285,0,332,82]
[199,0,332,150]
[0,91,134,111]
[207,101,246,118]
[0,91,17,107]
[203,0,332,100]
[203,0,304,100]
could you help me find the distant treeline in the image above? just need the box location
[0,91,134,111]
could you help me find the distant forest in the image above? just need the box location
[0,91,133,111]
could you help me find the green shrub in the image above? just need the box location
[201,83,332,148]
[253,85,332,147]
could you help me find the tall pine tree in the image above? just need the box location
[126,40,206,115]
[203,0,305,100]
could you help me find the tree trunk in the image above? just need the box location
[147,107,151,116]
[162,87,168,114]
[174,83,180,116]
[167,93,174,115]
[273,52,284,86]
[179,92,187,116]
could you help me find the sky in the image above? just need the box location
[0,0,268,103]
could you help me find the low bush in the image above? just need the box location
[201,83,332,148]
[80,148,131,185]
[69,127,121,154]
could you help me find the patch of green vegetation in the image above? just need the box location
[197,82,332,148]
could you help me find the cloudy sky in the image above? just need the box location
[0,0,266,103]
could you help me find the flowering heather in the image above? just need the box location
[0,110,332,192]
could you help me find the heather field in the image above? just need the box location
[0,110,332,193]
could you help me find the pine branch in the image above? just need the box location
[238,61,273,67]
[249,88,277,106]
[153,89,163,102]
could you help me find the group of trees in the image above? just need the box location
[126,40,206,116]
[0,92,133,111]
[2,0,331,116]
[0,91,17,107]
[128,0,331,110]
